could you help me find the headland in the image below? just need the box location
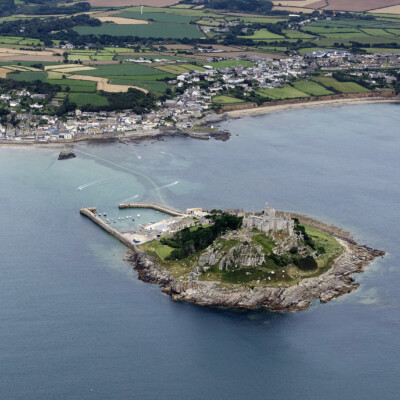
[80,202,384,312]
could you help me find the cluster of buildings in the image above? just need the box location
[306,50,400,72]
[1,49,399,143]
[242,202,295,236]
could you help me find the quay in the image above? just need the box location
[80,207,138,251]
[81,202,206,247]
[118,202,185,217]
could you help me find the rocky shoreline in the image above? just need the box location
[127,214,385,312]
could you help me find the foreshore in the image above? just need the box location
[225,97,400,119]
[1,96,398,147]
[128,213,385,312]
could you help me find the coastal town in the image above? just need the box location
[1,49,399,144]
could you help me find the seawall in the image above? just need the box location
[118,202,185,217]
[80,207,138,251]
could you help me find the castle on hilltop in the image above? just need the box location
[242,202,294,236]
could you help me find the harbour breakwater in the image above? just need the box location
[80,207,137,251]
[81,203,385,312]
[118,202,185,216]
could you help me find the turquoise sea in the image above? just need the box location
[1,103,399,399]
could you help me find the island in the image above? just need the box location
[80,202,384,312]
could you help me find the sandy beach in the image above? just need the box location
[225,97,400,119]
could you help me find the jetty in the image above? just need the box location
[118,202,185,217]
[80,207,138,251]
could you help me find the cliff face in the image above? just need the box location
[129,238,384,312]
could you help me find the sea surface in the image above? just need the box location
[1,103,399,399]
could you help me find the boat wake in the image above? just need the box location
[72,148,166,205]
[76,178,108,191]
[120,194,139,203]
[160,151,175,157]
[158,181,179,190]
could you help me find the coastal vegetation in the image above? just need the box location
[139,215,344,287]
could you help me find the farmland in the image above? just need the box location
[240,29,284,40]
[292,81,334,96]
[203,59,254,68]
[212,95,245,104]
[73,64,164,77]
[116,11,198,24]
[256,85,310,100]
[74,22,203,39]
[312,77,370,93]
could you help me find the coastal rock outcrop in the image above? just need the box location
[128,216,384,312]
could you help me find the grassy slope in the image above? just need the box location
[140,225,343,287]
[292,80,334,96]
[256,85,309,99]
[312,76,370,93]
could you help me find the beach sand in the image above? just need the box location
[225,97,400,119]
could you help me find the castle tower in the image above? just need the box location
[264,202,276,220]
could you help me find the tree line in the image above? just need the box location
[161,212,243,260]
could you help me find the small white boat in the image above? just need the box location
[103,213,107,216]
[137,214,141,217]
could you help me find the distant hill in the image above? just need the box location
[0,0,16,16]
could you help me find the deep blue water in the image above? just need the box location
[1,103,399,399]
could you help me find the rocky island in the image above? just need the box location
[127,203,385,311]
[80,202,384,312]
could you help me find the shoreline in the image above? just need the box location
[127,213,385,312]
[224,97,400,120]
[1,96,398,148]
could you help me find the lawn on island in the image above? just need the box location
[139,225,344,287]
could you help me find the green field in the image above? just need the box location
[283,29,316,39]
[116,11,198,24]
[68,93,109,107]
[240,29,284,40]
[292,80,334,96]
[74,21,203,39]
[361,28,394,36]
[256,85,309,100]
[0,35,43,45]
[75,64,163,77]
[6,71,46,81]
[45,78,97,93]
[110,79,170,93]
[364,47,400,53]
[295,17,400,50]
[203,59,254,68]
[156,63,205,74]
[312,77,370,94]
[120,6,220,18]
[212,95,245,104]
